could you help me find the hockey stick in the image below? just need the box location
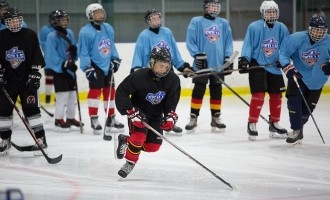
[103,70,114,141]
[40,104,54,117]
[293,76,325,144]
[210,73,270,124]
[75,79,83,134]
[1,87,62,164]
[142,121,233,189]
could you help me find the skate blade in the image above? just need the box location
[185,128,196,134]
[286,140,303,147]
[248,135,257,141]
[105,127,125,133]
[93,129,103,135]
[211,127,225,133]
[54,127,70,133]
[165,131,183,136]
[269,132,288,139]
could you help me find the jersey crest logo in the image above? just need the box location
[145,91,166,105]
[261,37,278,57]
[5,47,25,69]
[98,38,111,57]
[204,25,220,43]
[301,49,320,66]
[154,41,170,50]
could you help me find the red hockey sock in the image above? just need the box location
[269,93,282,122]
[248,92,265,123]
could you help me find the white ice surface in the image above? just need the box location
[1,95,330,200]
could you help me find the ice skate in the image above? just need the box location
[210,112,226,133]
[31,136,48,156]
[118,160,135,178]
[286,129,303,145]
[114,134,128,159]
[67,118,84,131]
[0,138,11,156]
[104,115,124,140]
[269,121,287,139]
[247,122,258,141]
[165,125,183,136]
[185,113,197,134]
[54,119,70,132]
[91,116,102,135]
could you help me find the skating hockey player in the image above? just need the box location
[114,46,180,178]
[279,14,330,145]
[238,0,289,141]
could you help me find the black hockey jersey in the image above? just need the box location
[0,28,45,89]
[115,68,181,119]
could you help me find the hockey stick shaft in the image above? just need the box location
[211,74,270,124]
[142,121,233,189]
[1,87,62,164]
[293,77,325,144]
[103,70,114,140]
[75,79,83,134]
[40,104,54,117]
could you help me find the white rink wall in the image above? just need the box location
[39,41,330,94]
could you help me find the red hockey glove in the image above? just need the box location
[127,108,145,128]
[283,64,302,79]
[160,111,178,131]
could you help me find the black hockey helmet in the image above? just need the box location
[3,7,23,32]
[0,0,8,9]
[48,10,57,25]
[52,9,69,28]
[203,0,220,17]
[308,14,328,42]
[149,46,172,78]
[144,9,162,28]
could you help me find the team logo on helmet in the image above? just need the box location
[5,47,25,69]
[98,38,111,56]
[145,91,166,105]
[301,49,320,66]
[204,25,220,43]
[153,40,170,51]
[261,37,278,57]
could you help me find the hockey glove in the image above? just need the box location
[283,64,302,79]
[26,67,42,90]
[130,66,142,74]
[178,62,194,78]
[238,57,249,74]
[62,61,78,72]
[67,45,77,59]
[110,57,122,73]
[160,111,178,131]
[85,67,97,83]
[194,53,208,70]
[321,62,330,76]
[0,67,7,88]
[223,57,234,76]
[127,108,146,128]
[276,61,282,68]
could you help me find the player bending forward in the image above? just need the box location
[114,46,181,178]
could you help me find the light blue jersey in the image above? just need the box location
[39,24,55,54]
[131,27,184,70]
[44,29,76,74]
[279,31,330,90]
[78,23,119,76]
[241,19,289,75]
[186,16,233,70]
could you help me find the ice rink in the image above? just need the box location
[1,94,330,200]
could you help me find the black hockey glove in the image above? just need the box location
[160,111,178,131]
[276,61,282,68]
[321,62,330,76]
[110,57,121,73]
[223,57,234,76]
[194,53,208,69]
[67,45,77,59]
[0,66,7,88]
[62,60,78,72]
[282,64,302,79]
[178,62,194,78]
[26,66,42,90]
[127,108,146,128]
[238,57,249,74]
[130,66,142,74]
[85,67,97,82]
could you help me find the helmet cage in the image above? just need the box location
[149,47,172,78]
[4,8,23,32]
[260,1,279,24]
[52,10,70,28]
[204,2,221,18]
[86,3,106,25]
[308,27,328,42]
[145,9,162,29]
